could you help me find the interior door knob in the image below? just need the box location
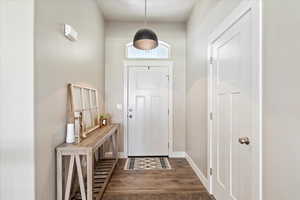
[128,114,133,119]
[239,137,250,145]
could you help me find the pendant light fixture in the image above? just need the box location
[133,0,158,50]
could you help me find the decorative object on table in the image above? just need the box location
[68,83,101,143]
[73,111,82,143]
[99,113,111,127]
[66,123,75,143]
[133,0,158,50]
[124,157,172,170]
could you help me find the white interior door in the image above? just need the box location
[128,66,169,156]
[211,10,253,200]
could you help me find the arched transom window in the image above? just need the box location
[126,41,171,59]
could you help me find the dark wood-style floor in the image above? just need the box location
[102,158,211,200]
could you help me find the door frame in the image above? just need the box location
[207,0,262,199]
[123,60,174,157]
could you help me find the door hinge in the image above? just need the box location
[210,57,214,65]
[168,109,170,115]
[209,112,213,120]
[166,75,169,81]
[210,168,213,176]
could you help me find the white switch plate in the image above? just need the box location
[116,104,123,110]
[64,24,78,41]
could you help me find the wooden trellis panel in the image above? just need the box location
[68,83,101,143]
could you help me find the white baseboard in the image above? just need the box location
[185,153,209,191]
[169,151,186,158]
[118,152,127,158]
[104,152,127,158]
[106,152,186,158]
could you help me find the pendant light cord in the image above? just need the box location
[144,0,147,26]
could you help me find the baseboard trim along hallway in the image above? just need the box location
[185,153,209,191]
[105,152,186,158]
[169,151,186,158]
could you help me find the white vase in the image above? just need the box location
[66,123,75,143]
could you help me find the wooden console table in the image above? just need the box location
[56,124,120,200]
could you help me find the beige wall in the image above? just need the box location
[0,1,35,200]
[186,0,242,178]
[105,21,186,153]
[263,0,300,199]
[34,0,105,199]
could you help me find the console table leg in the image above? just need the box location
[75,155,87,200]
[64,155,75,200]
[99,146,104,160]
[112,134,117,158]
[57,151,63,200]
[87,150,94,200]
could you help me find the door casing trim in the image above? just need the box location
[207,0,262,199]
[123,60,174,157]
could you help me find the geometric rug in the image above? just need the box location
[124,157,172,170]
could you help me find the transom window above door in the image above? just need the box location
[126,41,170,59]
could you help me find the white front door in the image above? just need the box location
[211,10,253,200]
[128,66,169,156]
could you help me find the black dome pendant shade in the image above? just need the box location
[133,0,159,50]
[133,28,158,50]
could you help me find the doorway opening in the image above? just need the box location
[123,60,174,157]
[207,1,262,200]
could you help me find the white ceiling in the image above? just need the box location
[97,0,198,22]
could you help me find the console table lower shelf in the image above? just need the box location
[56,124,120,200]
[73,159,117,200]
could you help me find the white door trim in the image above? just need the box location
[123,60,174,158]
[207,0,262,199]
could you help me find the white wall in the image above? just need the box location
[186,0,242,178]
[0,0,35,200]
[105,21,186,153]
[263,0,300,199]
[34,0,105,199]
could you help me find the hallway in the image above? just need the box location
[2,0,300,200]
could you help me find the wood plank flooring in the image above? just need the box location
[102,158,211,200]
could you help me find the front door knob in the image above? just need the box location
[239,137,250,145]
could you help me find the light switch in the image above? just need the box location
[116,104,123,110]
[64,24,78,41]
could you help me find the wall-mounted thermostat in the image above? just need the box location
[64,24,78,41]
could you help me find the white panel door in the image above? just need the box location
[212,11,252,200]
[128,66,169,156]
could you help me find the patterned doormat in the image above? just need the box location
[124,157,172,170]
